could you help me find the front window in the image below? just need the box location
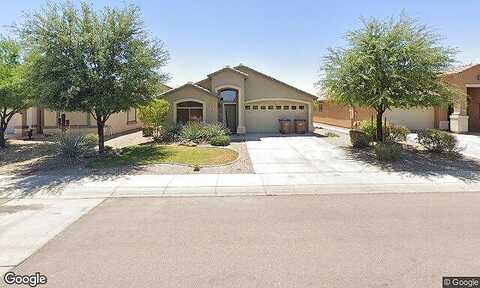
[176,101,203,124]
[219,89,238,103]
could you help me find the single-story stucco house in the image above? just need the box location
[159,64,316,133]
[12,84,173,138]
[315,64,480,133]
[14,107,143,138]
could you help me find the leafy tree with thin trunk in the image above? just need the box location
[20,1,169,153]
[320,15,458,141]
[0,38,32,148]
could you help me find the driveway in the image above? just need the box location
[245,134,375,174]
[454,133,480,160]
[8,194,480,288]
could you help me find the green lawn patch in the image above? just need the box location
[88,145,238,168]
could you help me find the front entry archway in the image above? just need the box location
[218,88,239,133]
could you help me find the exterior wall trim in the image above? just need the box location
[173,98,207,124]
[466,84,480,88]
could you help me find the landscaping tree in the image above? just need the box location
[0,38,32,148]
[320,15,457,141]
[138,99,169,139]
[20,1,169,153]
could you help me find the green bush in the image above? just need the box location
[374,142,402,161]
[360,120,409,143]
[203,123,229,140]
[209,135,231,146]
[385,125,409,143]
[349,130,370,148]
[54,132,97,163]
[178,122,229,144]
[179,122,206,143]
[359,120,377,142]
[157,124,182,143]
[417,129,458,154]
[142,127,153,137]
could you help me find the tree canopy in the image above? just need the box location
[0,37,32,148]
[20,1,170,153]
[320,15,458,141]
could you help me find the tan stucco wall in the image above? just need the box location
[315,101,436,130]
[236,66,315,103]
[160,86,219,125]
[444,65,480,115]
[17,108,141,137]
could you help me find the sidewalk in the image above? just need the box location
[2,171,480,199]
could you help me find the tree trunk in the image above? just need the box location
[97,119,105,155]
[376,110,384,142]
[0,127,5,149]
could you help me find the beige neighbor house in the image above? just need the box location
[14,107,142,138]
[159,64,316,133]
[314,64,480,133]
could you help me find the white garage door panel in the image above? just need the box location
[245,102,307,133]
[384,108,434,130]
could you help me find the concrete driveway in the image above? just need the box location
[454,133,480,160]
[245,134,375,174]
[8,194,480,288]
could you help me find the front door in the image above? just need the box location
[467,88,480,132]
[224,104,237,133]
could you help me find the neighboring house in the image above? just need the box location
[13,84,172,138]
[5,114,16,137]
[315,64,480,133]
[14,107,142,138]
[159,64,316,133]
[315,102,439,131]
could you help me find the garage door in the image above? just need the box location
[384,107,435,130]
[245,101,308,133]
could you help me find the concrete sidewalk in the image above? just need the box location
[2,170,480,199]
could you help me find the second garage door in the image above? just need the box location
[245,100,308,133]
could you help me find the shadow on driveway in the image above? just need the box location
[341,146,480,182]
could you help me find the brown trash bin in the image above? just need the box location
[294,119,306,134]
[278,119,291,134]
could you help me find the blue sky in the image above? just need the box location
[1,1,479,94]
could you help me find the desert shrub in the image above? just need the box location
[209,135,231,146]
[203,123,229,141]
[142,127,153,137]
[359,120,377,142]
[417,129,458,154]
[374,142,402,161]
[349,130,370,148]
[385,125,409,143]
[178,122,229,144]
[179,122,205,143]
[154,124,182,143]
[54,132,97,163]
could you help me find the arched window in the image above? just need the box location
[176,101,203,124]
[219,89,238,103]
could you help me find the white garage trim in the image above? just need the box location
[173,98,206,124]
[466,84,480,88]
[245,98,312,132]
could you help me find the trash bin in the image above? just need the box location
[278,119,291,134]
[294,119,306,134]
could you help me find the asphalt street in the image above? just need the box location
[3,193,479,288]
